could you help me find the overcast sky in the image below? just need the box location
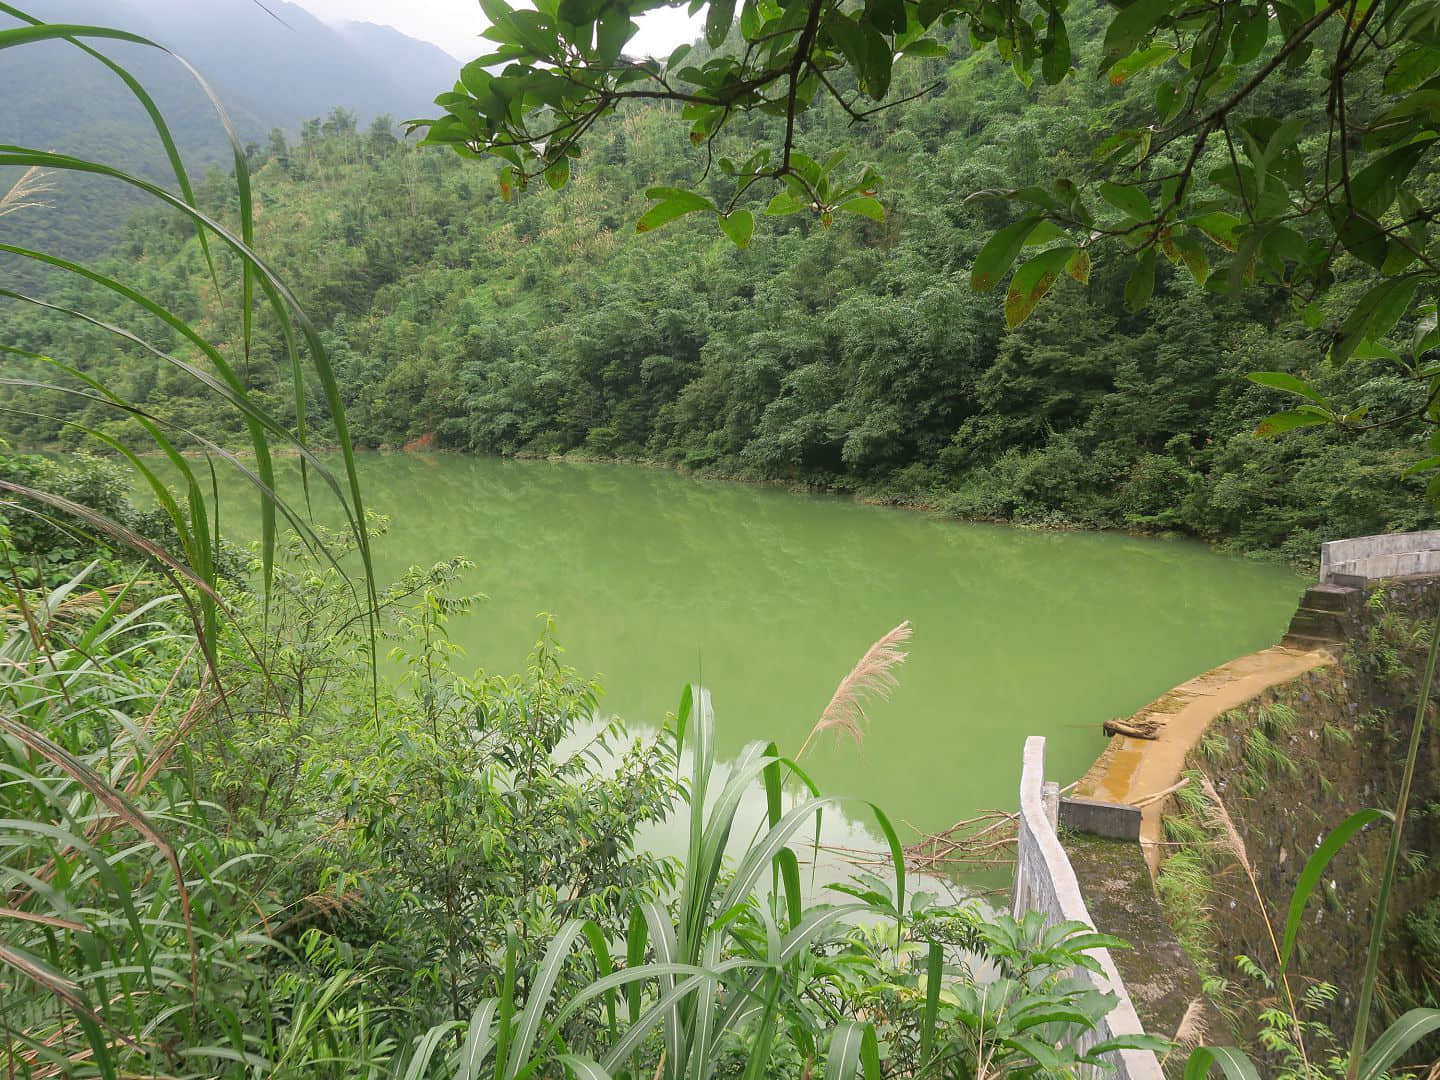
[291,0,701,61]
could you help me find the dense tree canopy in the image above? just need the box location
[420,0,1440,488]
[3,10,1432,562]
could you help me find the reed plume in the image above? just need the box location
[1168,998,1209,1055]
[797,620,911,759]
[0,165,56,218]
[1197,771,1309,1073]
[1197,773,1254,879]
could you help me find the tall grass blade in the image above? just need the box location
[921,939,943,1059]
[581,921,618,1039]
[0,725,199,996]
[554,1054,613,1079]
[866,800,906,932]
[2,361,347,576]
[0,144,378,655]
[737,974,781,1080]
[827,1020,869,1080]
[403,1022,460,1080]
[778,904,868,963]
[0,7,289,596]
[495,933,518,1077]
[625,905,647,1023]
[640,902,682,1074]
[0,5,216,262]
[595,972,717,1073]
[0,480,219,609]
[456,1000,500,1080]
[1281,807,1389,969]
[506,919,588,1078]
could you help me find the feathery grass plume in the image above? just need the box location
[798,620,911,759]
[1196,773,1254,880]
[1196,771,1310,1072]
[0,165,55,218]
[1169,998,1209,1055]
[0,580,137,627]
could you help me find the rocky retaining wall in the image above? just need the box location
[1157,580,1440,1049]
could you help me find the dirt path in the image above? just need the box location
[1074,645,1335,873]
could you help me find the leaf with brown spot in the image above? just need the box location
[1174,232,1210,283]
[1255,408,1333,436]
[1189,211,1241,251]
[1005,245,1078,327]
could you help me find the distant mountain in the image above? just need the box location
[333,19,469,122]
[0,0,459,285]
[109,0,460,128]
[3,0,458,138]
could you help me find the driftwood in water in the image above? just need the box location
[823,808,1019,882]
[1104,716,1160,740]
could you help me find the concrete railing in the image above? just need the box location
[1321,530,1440,585]
[1013,736,1164,1080]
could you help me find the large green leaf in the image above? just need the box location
[971,214,1042,292]
[1185,1046,1262,1080]
[706,0,736,46]
[1246,371,1331,405]
[1099,181,1153,222]
[1104,0,1177,64]
[1004,245,1078,327]
[1107,43,1176,83]
[1355,1009,1440,1080]
[1123,249,1157,311]
[838,196,885,221]
[718,209,755,247]
[637,189,715,233]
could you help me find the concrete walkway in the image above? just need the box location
[1065,831,1224,1043]
[1074,645,1334,873]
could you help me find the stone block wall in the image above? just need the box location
[1321,531,1440,584]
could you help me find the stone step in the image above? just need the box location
[1300,583,1362,613]
[1281,632,1338,650]
[1286,608,1346,642]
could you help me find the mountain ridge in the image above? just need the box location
[0,0,459,281]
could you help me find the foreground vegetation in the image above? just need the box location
[2,484,1166,1075]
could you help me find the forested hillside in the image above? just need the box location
[2,0,1429,561]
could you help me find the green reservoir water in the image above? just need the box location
[238,452,1304,839]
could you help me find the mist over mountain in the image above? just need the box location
[4,0,458,137]
[0,0,459,281]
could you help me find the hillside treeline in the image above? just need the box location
[3,6,1430,561]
